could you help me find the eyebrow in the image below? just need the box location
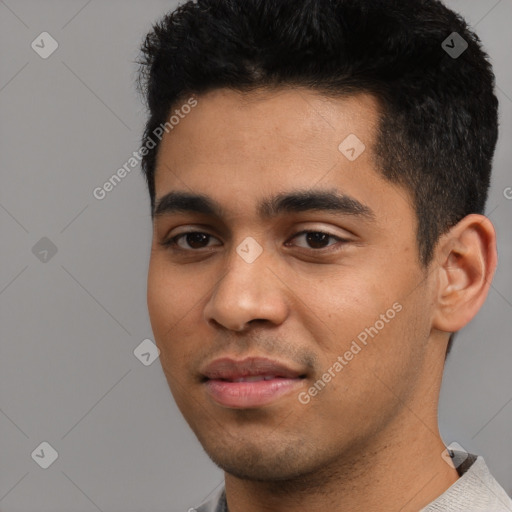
[153,188,376,222]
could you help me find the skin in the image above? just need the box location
[147,87,497,512]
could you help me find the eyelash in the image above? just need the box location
[160,229,349,254]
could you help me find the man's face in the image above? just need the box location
[147,88,439,480]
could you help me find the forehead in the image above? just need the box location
[156,87,380,171]
[153,87,410,224]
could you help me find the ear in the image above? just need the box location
[431,214,497,333]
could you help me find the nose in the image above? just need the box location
[203,245,289,332]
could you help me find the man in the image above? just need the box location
[137,0,512,510]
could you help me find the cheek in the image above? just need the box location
[302,297,424,432]
[300,263,421,381]
[148,251,197,315]
[147,257,192,348]
[147,259,171,337]
[301,268,396,338]
[147,255,211,373]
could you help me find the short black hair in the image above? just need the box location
[137,0,498,269]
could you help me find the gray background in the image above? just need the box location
[0,1,510,510]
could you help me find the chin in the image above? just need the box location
[209,454,304,482]
[201,436,319,482]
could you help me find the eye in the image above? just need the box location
[286,230,348,250]
[162,231,221,251]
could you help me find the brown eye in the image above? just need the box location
[162,232,221,250]
[288,230,345,250]
[180,233,211,249]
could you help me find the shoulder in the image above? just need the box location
[421,452,512,512]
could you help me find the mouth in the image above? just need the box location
[200,357,307,409]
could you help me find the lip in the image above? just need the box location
[201,357,306,408]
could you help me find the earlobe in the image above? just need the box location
[432,214,497,333]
